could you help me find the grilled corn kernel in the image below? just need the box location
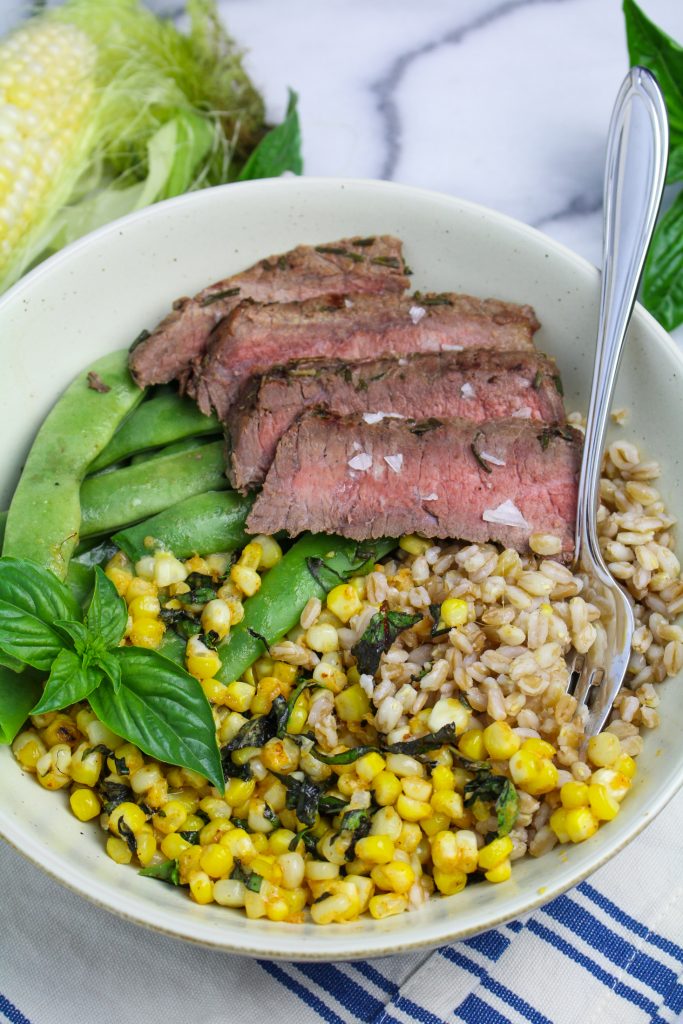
[430,831,460,872]
[614,753,637,779]
[220,828,255,860]
[401,776,433,802]
[483,721,521,760]
[310,891,356,925]
[549,807,570,843]
[268,829,296,856]
[399,535,430,555]
[370,806,403,840]
[430,790,464,821]
[152,552,188,587]
[251,676,282,715]
[160,833,191,859]
[239,541,263,570]
[521,737,556,758]
[565,806,599,843]
[372,770,401,806]
[286,694,309,735]
[335,684,370,722]
[395,794,432,821]
[201,599,232,641]
[509,749,559,795]
[189,870,214,904]
[213,878,247,907]
[560,781,590,809]
[420,812,450,837]
[106,565,133,597]
[12,731,46,771]
[128,594,161,619]
[440,598,469,628]
[249,534,282,569]
[224,777,256,806]
[396,821,423,852]
[587,732,622,768]
[109,801,146,836]
[129,617,164,649]
[261,737,300,774]
[230,563,261,596]
[305,622,339,653]
[356,752,386,783]
[588,783,620,821]
[590,767,631,802]
[431,765,455,791]
[477,836,513,871]
[368,892,408,918]
[185,635,221,680]
[485,859,512,883]
[200,843,234,879]
[371,860,415,893]
[200,677,230,705]
[178,846,203,881]
[152,800,187,834]
[385,754,424,778]
[106,836,132,865]
[135,829,157,866]
[69,788,101,821]
[427,697,470,734]
[433,867,467,896]
[326,584,363,624]
[42,714,81,749]
[355,835,395,864]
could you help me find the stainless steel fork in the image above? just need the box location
[567,67,668,740]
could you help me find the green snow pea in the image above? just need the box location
[80,441,228,538]
[113,490,253,562]
[3,350,145,579]
[89,392,220,472]
[129,436,218,466]
[216,534,396,685]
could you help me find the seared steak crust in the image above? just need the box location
[246,415,580,557]
[196,292,540,418]
[229,350,565,491]
[128,236,409,387]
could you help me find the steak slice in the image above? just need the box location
[196,292,541,418]
[229,350,565,492]
[246,415,581,557]
[128,235,409,387]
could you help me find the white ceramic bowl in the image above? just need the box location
[1,178,681,960]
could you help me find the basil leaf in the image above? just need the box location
[54,619,90,656]
[0,556,81,625]
[464,768,519,837]
[231,859,263,893]
[642,189,683,331]
[89,647,223,792]
[351,606,422,675]
[238,89,302,181]
[0,663,43,744]
[624,0,683,184]
[495,779,519,837]
[385,723,460,756]
[31,649,102,716]
[86,567,128,648]
[0,599,68,671]
[139,859,181,886]
[96,651,122,693]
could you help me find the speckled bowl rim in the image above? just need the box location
[1,177,681,961]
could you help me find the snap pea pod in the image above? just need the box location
[80,441,228,538]
[113,490,253,562]
[89,392,220,473]
[0,509,6,549]
[3,350,145,580]
[129,435,218,466]
[217,534,396,685]
[65,561,95,609]
[158,630,187,668]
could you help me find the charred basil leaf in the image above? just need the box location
[99,780,132,815]
[231,859,263,893]
[385,723,460,757]
[317,794,348,815]
[309,744,379,766]
[178,830,201,845]
[289,827,318,854]
[272,771,345,826]
[263,804,281,829]
[139,858,180,885]
[117,818,138,856]
[351,605,421,675]
[429,603,450,638]
[464,769,519,836]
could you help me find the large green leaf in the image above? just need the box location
[238,90,303,181]
[0,601,67,671]
[0,557,81,625]
[85,567,128,650]
[642,189,683,331]
[0,664,43,745]
[30,649,102,716]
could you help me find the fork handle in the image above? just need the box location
[575,67,668,560]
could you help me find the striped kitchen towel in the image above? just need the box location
[1,785,681,1024]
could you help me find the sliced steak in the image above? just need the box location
[129,235,409,387]
[246,415,581,557]
[196,292,540,418]
[228,350,565,491]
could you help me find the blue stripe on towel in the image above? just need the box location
[455,993,512,1024]
[463,929,511,962]
[0,993,32,1024]
[296,962,386,1020]
[350,961,399,997]
[579,881,683,963]
[258,962,346,1024]
[392,994,453,1024]
[440,947,552,1024]
[543,894,679,997]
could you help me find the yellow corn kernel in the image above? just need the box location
[178,846,203,882]
[440,598,469,628]
[430,765,454,791]
[106,836,132,865]
[200,677,230,705]
[401,776,433,803]
[427,697,470,734]
[399,535,430,555]
[521,737,556,758]
[109,801,146,836]
[560,781,590,809]
[477,836,513,871]
[126,577,158,602]
[223,777,256,808]
[200,843,234,879]
[152,800,187,835]
[185,636,221,680]
[587,732,622,768]
[549,807,570,843]
[310,887,360,925]
[368,892,408,918]
[271,661,297,686]
[346,665,360,686]
[485,859,512,883]
[128,594,161,620]
[565,806,599,843]
[395,794,432,822]
[373,770,402,806]
[588,783,620,821]
[12,731,47,771]
[69,788,101,822]
[396,821,422,852]
[430,830,460,872]
[248,534,282,569]
[200,599,232,641]
[420,812,450,838]
[286,693,309,735]
[354,835,395,865]
[189,870,214,904]
[371,860,415,894]
[458,729,486,762]
[430,790,465,821]
[614,753,637,779]
[326,584,363,624]
[509,749,559,796]
[590,767,631,802]
[483,721,521,760]
[160,833,191,860]
[305,622,339,653]
[356,752,386,783]
[433,867,467,896]
[268,829,297,856]
[261,736,300,774]
[129,617,164,650]
[135,829,157,866]
[335,684,370,723]
[220,828,255,860]
[238,541,263,570]
[250,676,282,716]
[41,714,81,749]
[230,563,261,597]
[106,565,133,597]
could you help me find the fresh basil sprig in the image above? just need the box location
[0,556,223,791]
